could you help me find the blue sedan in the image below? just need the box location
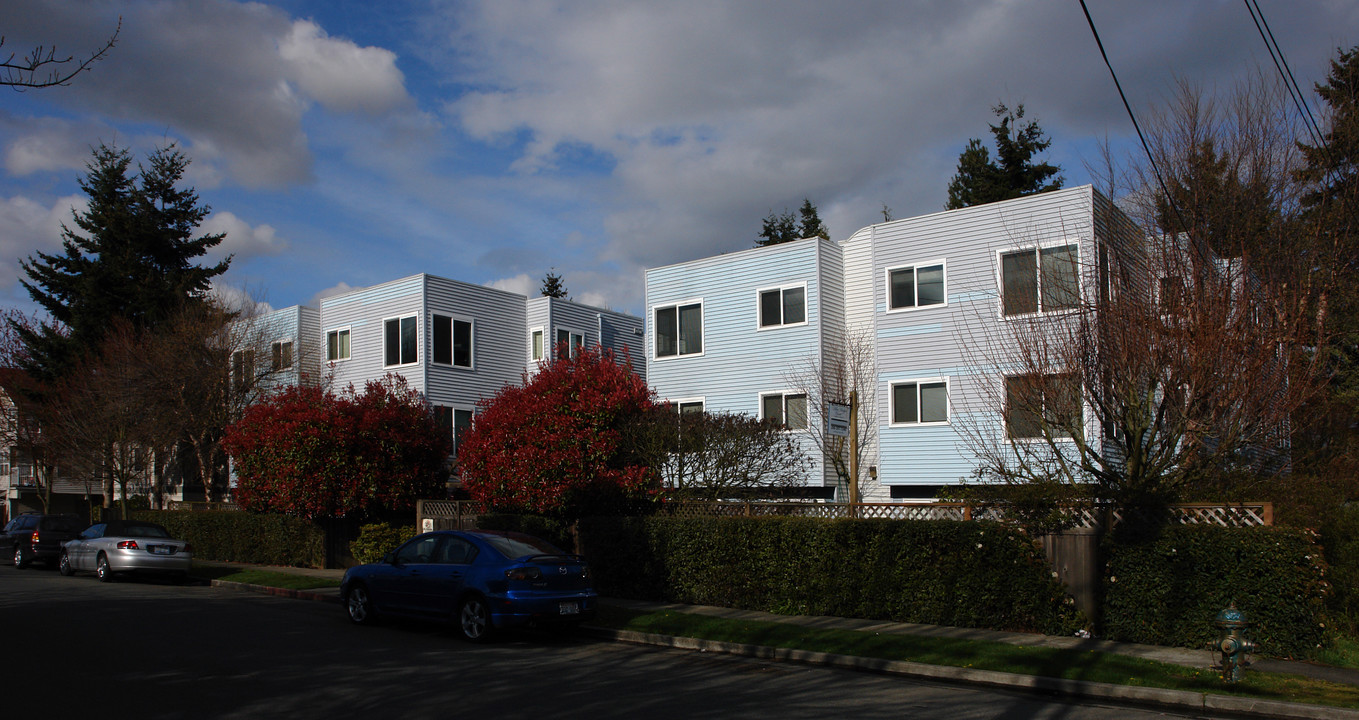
[340,529,597,641]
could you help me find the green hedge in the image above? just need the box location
[474,513,576,552]
[578,515,1084,635]
[1101,524,1328,658]
[131,510,324,568]
[349,522,418,564]
[1320,504,1359,634]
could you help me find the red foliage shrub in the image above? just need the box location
[223,375,447,519]
[459,345,658,517]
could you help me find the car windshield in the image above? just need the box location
[40,517,83,533]
[480,533,566,560]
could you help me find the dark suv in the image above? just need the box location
[3,514,85,568]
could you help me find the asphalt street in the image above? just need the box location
[4,564,1211,719]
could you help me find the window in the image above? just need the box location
[758,285,806,327]
[556,329,584,358]
[384,315,418,367]
[1000,244,1079,316]
[887,263,946,310]
[1005,373,1080,439]
[530,328,544,361]
[655,302,702,358]
[326,328,350,362]
[433,315,473,368]
[668,399,705,414]
[436,406,476,456]
[271,341,293,371]
[232,349,254,389]
[891,380,949,425]
[762,392,808,430]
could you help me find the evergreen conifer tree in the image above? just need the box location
[946,104,1064,210]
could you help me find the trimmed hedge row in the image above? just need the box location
[1101,524,1328,658]
[131,510,324,568]
[578,515,1084,635]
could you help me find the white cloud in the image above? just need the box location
[311,282,362,306]
[280,20,411,115]
[487,273,536,298]
[201,211,289,262]
[0,194,84,292]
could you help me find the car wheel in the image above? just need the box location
[96,554,113,582]
[457,595,493,642]
[14,545,28,569]
[346,584,378,626]
[58,552,74,576]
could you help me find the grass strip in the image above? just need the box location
[593,605,1359,710]
[190,564,339,590]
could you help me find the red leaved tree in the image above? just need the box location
[223,375,447,520]
[459,345,658,517]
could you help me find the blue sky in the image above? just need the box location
[1,0,1354,317]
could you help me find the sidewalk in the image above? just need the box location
[195,562,1359,719]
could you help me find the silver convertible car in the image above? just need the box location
[59,520,192,582]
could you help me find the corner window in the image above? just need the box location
[385,315,419,367]
[887,263,946,310]
[556,329,584,358]
[758,285,806,328]
[655,302,703,358]
[433,315,473,368]
[271,341,294,371]
[1005,373,1080,439]
[761,392,808,430]
[1000,244,1079,316]
[530,328,544,361]
[890,380,949,425]
[326,328,350,362]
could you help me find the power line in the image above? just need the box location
[1243,0,1324,149]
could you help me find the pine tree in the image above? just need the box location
[945,104,1063,210]
[757,198,828,247]
[16,143,228,381]
[540,270,569,299]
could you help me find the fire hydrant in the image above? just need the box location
[1213,602,1258,683]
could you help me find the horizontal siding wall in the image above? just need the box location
[646,238,831,488]
[320,275,427,394]
[423,275,527,410]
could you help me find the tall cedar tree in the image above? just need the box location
[16,143,228,382]
[459,344,657,517]
[946,103,1064,210]
[540,270,569,298]
[223,375,448,520]
[757,198,829,246]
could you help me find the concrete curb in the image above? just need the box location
[209,579,340,604]
[585,628,1359,720]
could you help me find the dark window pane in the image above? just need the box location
[786,394,808,429]
[1002,250,1038,316]
[917,265,945,306]
[678,303,702,354]
[893,383,918,423]
[782,288,805,324]
[433,315,452,365]
[759,289,782,327]
[920,382,948,423]
[1041,245,1079,311]
[454,409,473,455]
[385,319,400,366]
[454,320,472,367]
[655,307,677,357]
[889,268,915,309]
[1005,375,1042,438]
[763,394,784,425]
[401,316,417,364]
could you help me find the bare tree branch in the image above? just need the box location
[2,18,120,90]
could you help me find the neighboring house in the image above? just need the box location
[645,185,1139,502]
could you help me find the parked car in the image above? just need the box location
[340,529,597,641]
[3,513,85,568]
[59,520,192,582]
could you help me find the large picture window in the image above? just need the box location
[655,301,703,358]
[761,392,808,430]
[326,328,350,361]
[433,315,473,368]
[1000,244,1079,316]
[1005,373,1080,439]
[758,285,806,327]
[385,315,419,367]
[887,263,946,310]
[891,380,949,425]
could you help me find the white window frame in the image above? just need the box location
[759,390,809,431]
[271,339,294,371]
[435,405,476,457]
[325,327,351,362]
[666,397,706,414]
[554,327,586,359]
[888,377,951,427]
[529,327,545,362]
[884,260,948,313]
[996,241,1081,318]
[755,283,808,330]
[383,314,420,368]
[652,299,704,360]
[432,313,474,370]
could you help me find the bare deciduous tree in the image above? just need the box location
[2,19,120,90]
[783,326,879,503]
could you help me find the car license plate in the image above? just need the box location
[152,546,172,555]
[559,602,580,615]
